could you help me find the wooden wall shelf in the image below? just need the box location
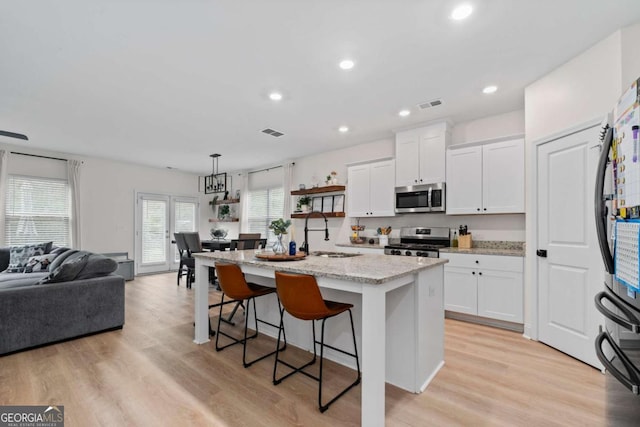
[291,212,345,219]
[209,218,239,222]
[291,185,345,195]
[213,198,240,205]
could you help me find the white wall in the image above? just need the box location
[1,142,210,257]
[621,22,640,89]
[451,109,525,146]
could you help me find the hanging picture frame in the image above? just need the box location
[332,195,344,213]
[322,196,333,213]
[311,197,322,212]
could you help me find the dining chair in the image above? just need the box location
[230,238,267,250]
[238,233,261,240]
[174,233,193,287]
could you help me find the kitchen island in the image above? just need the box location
[193,250,447,427]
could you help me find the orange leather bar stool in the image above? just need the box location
[273,271,361,413]
[214,263,286,367]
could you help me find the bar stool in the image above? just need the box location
[273,271,361,413]
[214,263,286,367]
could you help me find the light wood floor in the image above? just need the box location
[0,273,606,426]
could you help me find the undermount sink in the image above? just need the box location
[311,251,362,258]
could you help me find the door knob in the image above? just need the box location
[536,249,547,258]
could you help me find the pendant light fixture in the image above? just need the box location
[200,153,228,194]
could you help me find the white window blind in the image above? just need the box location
[141,199,167,264]
[247,187,284,243]
[174,200,196,261]
[4,175,71,247]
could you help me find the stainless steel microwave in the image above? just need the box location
[395,183,446,213]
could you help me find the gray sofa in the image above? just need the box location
[0,246,125,355]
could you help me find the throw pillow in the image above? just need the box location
[6,242,54,273]
[74,254,118,280]
[39,253,90,284]
[24,253,58,273]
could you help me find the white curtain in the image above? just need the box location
[282,161,294,220]
[0,150,8,245]
[67,159,82,248]
[239,172,250,233]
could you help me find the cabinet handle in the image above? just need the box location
[479,272,482,275]
[472,271,476,275]
[477,208,480,211]
[475,260,479,264]
[483,208,487,211]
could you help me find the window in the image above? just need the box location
[247,187,284,242]
[4,175,71,247]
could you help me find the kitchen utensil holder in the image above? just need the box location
[378,235,389,247]
[458,233,472,249]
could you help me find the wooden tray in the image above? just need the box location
[254,252,307,261]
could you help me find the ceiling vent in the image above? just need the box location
[418,98,443,110]
[261,128,285,137]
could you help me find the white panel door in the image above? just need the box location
[482,138,525,213]
[347,164,371,217]
[446,146,482,214]
[136,193,171,274]
[443,266,477,315]
[419,133,446,184]
[395,130,420,187]
[477,269,523,323]
[537,125,602,368]
[368,160,396,217]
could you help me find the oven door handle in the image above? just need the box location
[595,330,640,394]
[595,290,640,333]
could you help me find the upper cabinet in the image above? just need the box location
[395,122,449,187]
[446,137,525,215]
[347,159,395,217]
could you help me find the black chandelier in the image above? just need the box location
[199,153,227,194]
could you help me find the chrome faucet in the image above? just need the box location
[300,211,330,254]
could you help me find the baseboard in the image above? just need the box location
[445,311,524,333]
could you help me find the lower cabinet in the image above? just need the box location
[441,253,523,324]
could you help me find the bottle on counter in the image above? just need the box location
[289,228,297,255]
[452,231,458,248]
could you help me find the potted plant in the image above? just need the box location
[297,195,312,213]
[269,218,291,254]
[218,204,230,220]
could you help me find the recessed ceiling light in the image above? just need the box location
[398,109,411,117]
[269,92,283,101]
[482,85,498,94]
[339,59,355,70]
[338,126,349,133]
[450,3,473,20]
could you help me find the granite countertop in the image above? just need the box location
[335,242,385,249]
[194,250,447,285]
[439,241,525,257]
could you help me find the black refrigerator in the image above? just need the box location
[594,79,640,425]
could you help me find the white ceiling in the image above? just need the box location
[2,1,640,174]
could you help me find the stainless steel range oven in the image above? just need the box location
[383,226,450,257]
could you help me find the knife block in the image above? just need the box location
[458,233,472,249]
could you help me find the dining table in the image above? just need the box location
[200,239,231,252]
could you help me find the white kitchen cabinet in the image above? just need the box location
[441,253,523,324]
[347,159,395,217]
[395,122,449,187]
[446,138,525,214]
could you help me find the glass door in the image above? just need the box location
[135,193,199,275]
[136,193,171,274]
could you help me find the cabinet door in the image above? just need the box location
[347,164,371,217]
[446,146,482,214]
[482,138,525,213]
[444,266,478,315]
[368,160,396,217]
[419,133,446,184]
[395,130,420,187]
[477,269,523,323]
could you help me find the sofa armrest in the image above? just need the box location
[0,274,125,355]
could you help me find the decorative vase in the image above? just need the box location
[301,204,309,213]
[272,234,286,254]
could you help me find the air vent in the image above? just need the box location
[418,98,443,110]
[261,128,285,137]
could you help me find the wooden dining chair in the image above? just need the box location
[230,238,267,250]
[238,233,261,240]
